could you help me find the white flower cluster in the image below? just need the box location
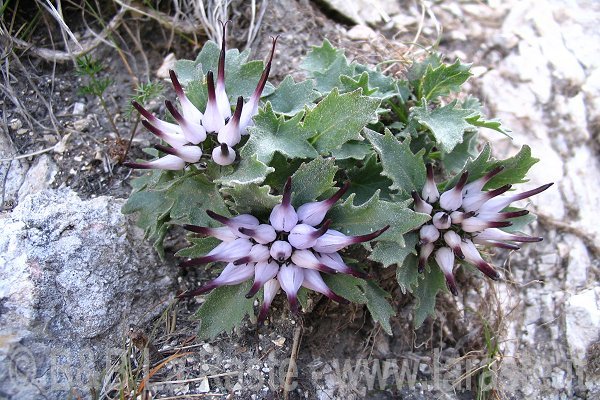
[126,25,276,169]
[414,164,552,295]
[180,178,389,322]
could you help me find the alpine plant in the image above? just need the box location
[179,178,390,322]
[413,163,553,295]
[125,23,277,169]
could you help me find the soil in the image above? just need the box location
[2,1,582,399]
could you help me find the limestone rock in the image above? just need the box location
[0,189,175,399]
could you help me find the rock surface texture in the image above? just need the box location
[0,189,174,399]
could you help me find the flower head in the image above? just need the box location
[179,178,389,322]
[413,163,552,295]
[125,26,277,169]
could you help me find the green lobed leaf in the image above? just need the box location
[264,76,320,116]
[406,53,442,83]
[339,72,376,96]
[221,183,281,220]
[175,236,221,258]
[485,145,539,189]
[323,274,368,304]
[443,143,492,190]
[290,157,338,206]
[304,88,380,153]
[215,155,274,186]
[364,128,426,198]
[370,232,418,269]
[329,191,431,245]
[346,154,393,204]
[300,39,346,73]
[353,64,399,99]
[411,100,473,153]
[242,103,318,164]
[363,281,396,335]
[462,96,511,136]
[440,130,480,175]
[421,59,472,101]
[330,140,372,160]
[194,281,255,340]
[412,267,447,328]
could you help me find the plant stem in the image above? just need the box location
[99,95,121,140]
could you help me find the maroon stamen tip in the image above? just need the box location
[514,182,554,201]
[288,296,299,315]
[177,283,217,298]
[499,210,530,219]
[464,211,476,218]
[327,181,350,205]
[485,165,505,180]
[220,142,230,156]
[485,240,521,250]
[154,144,178,157]
[182,224,210,235]
[123,162,151,170]
[131,100,156,121]
[141,120,164,138]
[353,225,390,243]
[282,177,292,206]
[426,163,434,180]
[268,35,279,64]
[347,267,369,279]
[311,219,332,239]
[253,39,278,99]
[217,21,228,83]
[317,264,338,274]
[207,71,217,101]
[206,209,229,225]
[169,70,184,96]
[418,257,427,273]
[165,99,184,123]
[326,291,349,305]
[453,247,465,260]
[445,275,459,296]
[238,226,255,236]
[487,184,512,199]
[233,256,251,266]
[245,282,262,299]
[179,256,217,268]
[440,214,449,224]
[276,253,286,262]
[477,262,500,280]
[232,96,244,123]
[257,306,270,324]
[489,221,513,229]
[456,171,469,190]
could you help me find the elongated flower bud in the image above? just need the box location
[288,220,331,250]
[474,228,543,243]
[124,154,185,170]
[217,96,243,146]
[169,70,204,124]
[269,177,298,232]
[301,269,348,304]
[133,102,187,144]
[439,171,468,211]
[419,225,440,245]
[296,182,349,226]
[154,144,202,163]
[238,224,277,244]
[461,217,512,233]
[291,249,337,274]
[472,238,521,250]
[477,210,529,222]
[258,278,281,323]
[443,230,465,259]
[206,210,259,230]
[312,226,389,254]
[418,242,434,273]
[422,163,440,203]
[315,252,368,278]
[277,264,304,314]
[215,21,232,120]
[180,238,253,267]
[240,36,278,132]
[411,191,433,214]
[463,166,504,196]
[432,212,451,230]
[246,260,279,299]
[435,247,458,296]
[179,262,254,297]
[202,71,225,133]
[182,225,237,242]
[212,143,236,165]
[461,184,512,213]
[449,210,475,224]
[270,240,292,262]
[165,99,207,144]
[233,244,270,265]
[478,183,554,213]
[460,239,500,280]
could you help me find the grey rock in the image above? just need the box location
[0,129,29,208]
[318,0,401,25]
[0,189,175,399]
[17,154,58,201]
[566,287,600,363]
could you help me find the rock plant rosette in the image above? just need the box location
[123,28,552,338]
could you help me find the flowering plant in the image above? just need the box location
[123,32,551,338]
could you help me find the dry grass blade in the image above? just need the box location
[135,351,192,395]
